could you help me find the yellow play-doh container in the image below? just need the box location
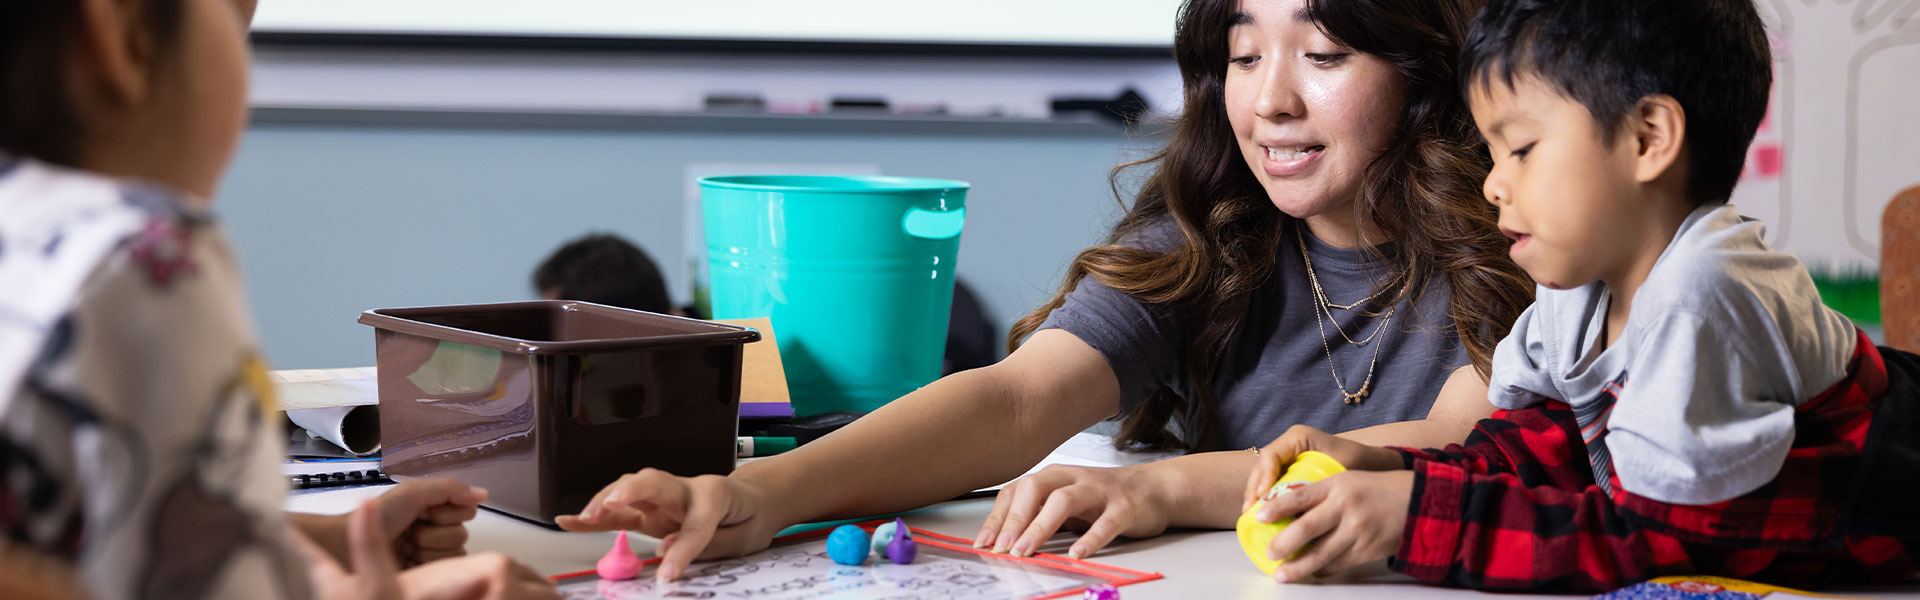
[1235,451,1346,575]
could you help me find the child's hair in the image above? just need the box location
[1460,0,1772,204]
[532,233,674,314]
[0,1,186,165]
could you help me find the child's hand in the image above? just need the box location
[1242,425,1403,513]
[1255,470,1413,583]
[394,553,559,600]
[0,540,88,600]
[291,500,404,600]
[370,478,488,566]
[297,478,490,568]
[292,499,559,600]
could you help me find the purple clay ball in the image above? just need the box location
[885,520,917,564]
[1082,583,1120,600]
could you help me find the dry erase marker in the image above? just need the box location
[736,436,797,458]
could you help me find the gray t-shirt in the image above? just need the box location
[1040,219,1468,451]
[1488,203,1855,505]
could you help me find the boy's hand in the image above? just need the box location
[1242,425,1403,513]
[1255,470,1413,583]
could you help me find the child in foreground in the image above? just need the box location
[0,0,557,597]
[1241,0,1920,591]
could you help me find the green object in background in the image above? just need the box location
[1809,265,1880,325]
[702,175,969,417]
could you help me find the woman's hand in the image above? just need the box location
[1253,470,1413,583]
[1242,425,1404,513]
[555,469,786,583]
[973,463,1176,559]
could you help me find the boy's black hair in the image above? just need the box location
[0,0,185,165]
[1461,0,1772,204]
[533,233,673,315]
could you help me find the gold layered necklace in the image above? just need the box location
[1297,222,1400,405]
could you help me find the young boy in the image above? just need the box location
[0,0,555,598]
[533,233,680,316]
[1241,0,1920,591]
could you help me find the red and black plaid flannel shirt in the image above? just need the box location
[1390,330,1920,591]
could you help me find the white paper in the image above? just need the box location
[272,367,378,410]
[555,531,1113,599]
[285,404,382,456]
[273,367,381,455]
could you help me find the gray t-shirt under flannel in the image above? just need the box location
[1040,220,1467,452]
[1489,203,1855,505]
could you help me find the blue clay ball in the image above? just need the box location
[826,525,871,566]
[870,521,898,555]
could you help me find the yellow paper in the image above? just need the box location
[717,317,791,410]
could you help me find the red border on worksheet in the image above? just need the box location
[550,518,1164,599]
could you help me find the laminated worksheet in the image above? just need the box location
[553,520,1159,600]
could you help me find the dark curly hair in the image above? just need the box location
[1009,0,1534,451]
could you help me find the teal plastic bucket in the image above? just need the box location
[701,175,968,416]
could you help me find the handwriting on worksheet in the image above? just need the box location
[557,540,1109,600]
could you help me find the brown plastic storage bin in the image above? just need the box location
[358,300,759,524]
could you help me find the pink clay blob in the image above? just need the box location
[596,531,645,580]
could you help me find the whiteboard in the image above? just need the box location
[252,0,1184,48]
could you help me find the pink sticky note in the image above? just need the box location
[1754,144,1783,178]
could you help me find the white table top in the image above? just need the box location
[283,484,1920,599]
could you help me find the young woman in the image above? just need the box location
[561,0,1531,583]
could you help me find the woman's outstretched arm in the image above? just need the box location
[558,328,1122,581]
